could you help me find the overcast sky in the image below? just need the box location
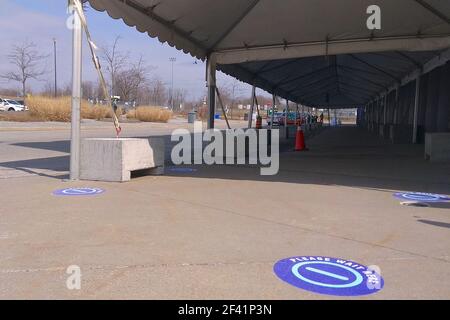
[0,0,253,100]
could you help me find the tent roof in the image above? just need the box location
[219,50,442,107]
[88,0,450,107]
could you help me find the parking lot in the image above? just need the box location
[1,120,449,299]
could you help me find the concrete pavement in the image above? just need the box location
[0,121,449,299]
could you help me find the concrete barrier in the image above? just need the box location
[425,133,450,162]
[80,138,165,182]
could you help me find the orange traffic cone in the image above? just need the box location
[256,115,262,129]
[295,126,307,151]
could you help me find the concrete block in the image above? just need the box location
[425,133,450,162]
[80,138,165,182]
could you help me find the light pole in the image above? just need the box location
[169,57,176,110]
[53,38,57,97]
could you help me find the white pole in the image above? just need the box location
[70,1,82,180]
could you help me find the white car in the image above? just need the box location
[0,98,27,111]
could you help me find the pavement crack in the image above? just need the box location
[0,260,272,274]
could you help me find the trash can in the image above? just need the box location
[214,113,221,120]
[188,111,197,124]
[244,113,249,121]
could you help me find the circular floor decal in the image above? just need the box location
[274,256,384,296]
[394,192,450,203]
[168,167,197,173]
[53,187,105,196]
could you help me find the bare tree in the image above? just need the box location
[0,87,21,98]
[40,81,55,97]
[81,81,96,100]
[139,76,168,106]
[218,79,245,118]
[151,78,168,106]
[115,55,150,102]
[101,36,129,97]
[1,41,48,98]
[60,82,72,96]
[172,88,188,111]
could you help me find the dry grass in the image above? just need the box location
[0,96,167,123]
[4,96,119,122]
[0,112,35,122]
[127,106,172,123]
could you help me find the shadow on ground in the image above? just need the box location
[3,126,450,198]
[417,219,450,229]
[0,155,69,179]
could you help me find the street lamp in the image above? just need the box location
[53,38,57,97]
[169,57,176,110]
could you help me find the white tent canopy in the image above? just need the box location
[87,0,450,108]
[88,0,450,62]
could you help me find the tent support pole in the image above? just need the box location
[215,87,231,129]
[70,0,82,181]
[270,94,276,129]
[248,86,256,128]
[394,85,399,125]
[412,74,421,144]
[206,56,216,129]
[285,99,289,139]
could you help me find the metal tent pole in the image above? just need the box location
[394,85,400,125]
[285,99,289,138]
[270,94,276,129]
[215,87,231,129]
[248,85,255,128]
[412,74,421,144]
[70,0,82,180]
[206,56,216,129]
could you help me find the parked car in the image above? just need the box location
[278,112,304,126]
[267,112,284,126]
[0,98,27,111]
